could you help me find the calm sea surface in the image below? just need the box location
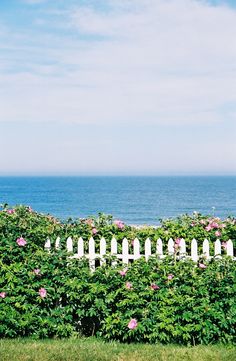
[0,176,235,225]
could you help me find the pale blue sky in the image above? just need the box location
[0,0,236,175]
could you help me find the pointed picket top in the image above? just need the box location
[202,239,210,259]
[145,238,152,261]
[226,239,234,257]
[133,238,140,260]
[167,238,175,256]
[44,238,51,251]
[111,237,117,255]
[89,237,95,255]
[77,237,84,257]
[100,237,106,256]
[214,239,221,257]
[66,237,73,253]
[88,237,96,272]
[55,237,60,250]
[179,238,186,257]
[156,238,163,256]
[122,238,129,265]
[191,238,198,261]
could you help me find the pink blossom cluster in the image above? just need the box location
[39,288,47,298]
[174,238,181,250]
[16,237,27,247]
[128,318,138,330]
[150,283,159,290]
[125,282,133,290]
[7,209,15,214]
[119,269,127,276]
[114,220,125,230]
[0,292,6,298]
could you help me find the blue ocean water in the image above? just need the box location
[0,176,235,225]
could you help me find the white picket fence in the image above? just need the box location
[44,237,235,270]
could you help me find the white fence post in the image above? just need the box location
[100,237,106,266]
[122,238,129,265]
[55,237,60,250]
[179,238,186,258]
[145,238,151,261]
[77,237,84,257]
[133,238,140,260]
[111,237,118,266]
[44,238,51,251]
[202,239,210,259]
[156,238,163,257]
[227,239,234,257]
[214,239,221,258]
[191,239,198,262]
[89,237,96,272]
[168,238,174,256]
[66,237,73,253]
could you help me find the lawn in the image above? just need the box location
[0,338,235,361]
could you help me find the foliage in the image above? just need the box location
[0,205,235,344]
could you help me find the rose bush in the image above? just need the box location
[0,205,235,344]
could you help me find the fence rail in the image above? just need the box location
[44,237,235,270]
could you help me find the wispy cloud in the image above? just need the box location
[1,0,236,128]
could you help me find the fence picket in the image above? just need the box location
[66,237,73,253]
[133,238,140,260]
[202,239,210,259]
[111,237,118,266]
[179,238,186,257]
[55,237,60,250]
[77,237,84,257]
[100,237,106,266]
[122,238,129,265]
[88,237,95,271]
[167,238,174,255]
[191,239,198,261]
[227,239,234,257]
[44,238,51,251]
[156,238,163,256]
[214,239,221,257]
[145,238,151,261]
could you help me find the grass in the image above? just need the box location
[0,338,235,361]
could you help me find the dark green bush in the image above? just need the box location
[0,205,235,344]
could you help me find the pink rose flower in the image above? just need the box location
[190,223,195,227]
[114,220,125,230]
[34,269,41,275]
[119,269,127,276]
[7,209,15,214]
[167,274,174,280]
[125,282,132,290]
[92,228,98,235]
[220,223,226,229]
[199,263,207,269]
[222,242,227,250]
[16,237,27,247]
[39,288,47,298]
[0,292,6,298]
[128,318,138,330]
[150,283,160,290]
[215,230,221,237]
[205,225,212,232]
[211,222,219,229]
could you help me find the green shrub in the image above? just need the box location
[0,205,235,344]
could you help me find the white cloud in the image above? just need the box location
[1,0,236,127]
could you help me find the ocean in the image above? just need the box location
[0,176,235,225]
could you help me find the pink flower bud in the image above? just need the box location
[128,318,138,330]
[0,292,6,298]
[16,237,27,247]
[39,288,47,298]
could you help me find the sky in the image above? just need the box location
[0,0,236,176]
